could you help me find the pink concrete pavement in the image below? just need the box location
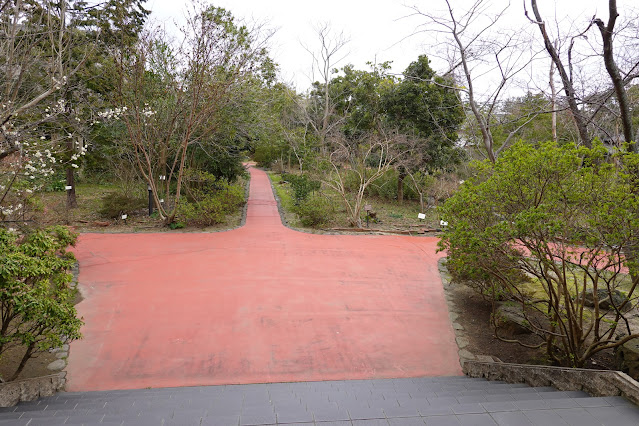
[66,166,461,392]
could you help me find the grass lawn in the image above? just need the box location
[28,178,248,233]
[520,267,634,301]
[268,170,441,232]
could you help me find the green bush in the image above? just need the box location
[281,173,321,204]
[0,226,83,382]
[341,169,361,193]
[253,144,280,168]
[367,169,398,200]
[176,181,245,226]
[439,141,639,367]
[293,195,334,227]
[367,169,420,201]
[98,192,146,218]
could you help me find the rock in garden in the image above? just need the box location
[615,338,639,380]
[46,359,66,371]
[584,289,632,312]
[495,303,532,338]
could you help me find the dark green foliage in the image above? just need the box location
[83,0,150,48]
[281,173,321,205]
[42,172,67,192]
[328,61,395,138]
[253,143,281,167]
[439,141,639,367]
[191,145,247,183]
[0,226,83,381]
[367,169,419,201]
[98,192,146,218]
[293,195,335,227]
[176,171,245,226]
[383,55,466,171]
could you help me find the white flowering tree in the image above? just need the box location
[0,0,93,220]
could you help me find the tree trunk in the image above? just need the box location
[9,342,34,382]
[65,137,77,208]
[397,169,405,204]
[451,26,497,162]
[549,52,558,142]
[594,0,635,151]
[529,0,592,147]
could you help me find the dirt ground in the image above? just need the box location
[28,180,247,234]
[0,347,59,382]
[450,283,618,370]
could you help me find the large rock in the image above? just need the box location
[616,338,639,380]
[495,303,532,338]
[584,289,632,312]
[46,359,66,371]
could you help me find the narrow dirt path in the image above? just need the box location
[66,166,460,391]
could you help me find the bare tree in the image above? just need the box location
[525,1,594,146]
[322,129,405,228]
[549,42,558,142]
[526,0,639,148]
[593,0,636,151]
[408,0,541,162]
[300,23,350,154]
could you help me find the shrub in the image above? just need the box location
[293,194,334,227]
[281,173,321,205]
[99,192,146,218]
[0,226,83,381]
[253,144,280,168]
[176,179,245,226]
[367,169,421,201]
[439,141,639,367]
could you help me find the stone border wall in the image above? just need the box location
[438,257,639,405]
[438,258,484,364]
[464,360,639,405]
[0,372,66,407]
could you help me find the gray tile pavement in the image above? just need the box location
[0,376,638,425]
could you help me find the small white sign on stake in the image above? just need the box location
[65,185,73,190]
[121,214,128,220]
[417,213,426,220]
[159,199,164,203]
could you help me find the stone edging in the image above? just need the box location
[263,169,328,235]
[439,257,639,404]
[264,169,432,236]
[239,171,251,227]
[464,361,639,405]
[0,373,66,407]
[438,258,484,364]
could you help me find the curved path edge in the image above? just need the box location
[66,166,461,391]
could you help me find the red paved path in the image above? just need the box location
[66,167,461,391]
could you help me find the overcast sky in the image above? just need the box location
[145,0,635,93]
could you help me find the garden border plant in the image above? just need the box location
[0,226,83,382]
[439,141,639,368]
